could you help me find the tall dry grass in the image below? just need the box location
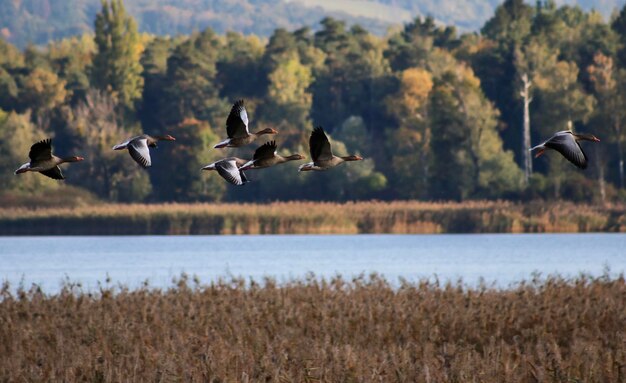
[0,275,624,381]
[1,200,625,234]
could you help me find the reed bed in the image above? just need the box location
[0,275,624,382]
[0,200,625,234]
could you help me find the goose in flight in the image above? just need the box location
[15,139,84,180]
[202,157,250,186]
[214,100,277,148]
[299,127,363,171]
[113,134,175,168]
[239,141,305,171]
[530,130,599,169]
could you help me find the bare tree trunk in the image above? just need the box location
[595,150,606,204]
[520,73,533,185]
[614,117,624,189]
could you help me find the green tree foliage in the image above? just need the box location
[92,0,144,112]
[65,89,151,201]
[159,29,222,125]
[3,1,626,204]
[0,110,58,194]
[151,118,224,202]
[19,68,68,115]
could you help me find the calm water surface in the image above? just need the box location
[1,234,625,293]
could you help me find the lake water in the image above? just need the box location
[1,234,625,293]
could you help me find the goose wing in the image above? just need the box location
[113,136,138,150]
[545,131,588,169]
[226,100,249,139]
[40,166,64,180]
[310,127,333,162]
[215,158,246,186]
[29,139,53,163]
[128,138,152,168]
[253,141,277,161]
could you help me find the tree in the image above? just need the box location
[514,41,554,185]
[519,73,532,185]
[588,53,626,193]
[150,118,225,202]
[429,66,522,200]
[385,67,434,198]
[66,89,151,201]
[20,68,67,115]
[92,0,144,112]
[0,109,57,194]
[160,29,222,126]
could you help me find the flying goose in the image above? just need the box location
[113,134,175,168]
[15,139,84,180]
[202,157,250,186]
[214,100,277,148]
[299,127,363,171]
[239,141,305,170]
[530,130,600,169]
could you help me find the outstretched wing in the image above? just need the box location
[113,136,138,150]
[128,138,152,168]
[545,131,588,169]
[226,99,249,139]
[253,141,277,161]
[240,170,249,184]
[39,166,64,180]
[29,139,53,163]
[310,127,333,162]
[216,159,246,186]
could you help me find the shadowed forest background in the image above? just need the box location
[2,0,626,205]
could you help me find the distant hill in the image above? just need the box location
[1,0,625,48]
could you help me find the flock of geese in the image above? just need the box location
[15,99,599,183]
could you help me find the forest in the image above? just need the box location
[1,0,626,204]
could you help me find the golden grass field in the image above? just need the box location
[1,275,624,381]
[1,200,626,235]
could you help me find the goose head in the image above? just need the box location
[341,155,363,162]
[573,133,600,142]
[285,154,305,161]
[63,156,85,163]
[256,128,278,136]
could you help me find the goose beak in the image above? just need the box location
[593,137,601,142]
[534,149,545,158]
[76,157,85,161]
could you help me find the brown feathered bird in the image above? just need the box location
[202,157,250,186]
[239,141,305,170]
[15,139,84,180]
[113,134,176,168]
[530,130,600,169]
[214,100,277,148]
[299,127,363,171]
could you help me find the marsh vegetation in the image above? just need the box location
[1,274,624,381]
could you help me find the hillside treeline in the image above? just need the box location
[0,0,621,48]
[1,0,626,204]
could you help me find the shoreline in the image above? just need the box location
[1,201,625,235]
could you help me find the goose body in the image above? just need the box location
[299,127,363,172]
[14,139,84,180]
[239,141,305,170]
[214,100,277,148]
[530,130,600,169]
[113,134,175,168]
[202,157,250,186]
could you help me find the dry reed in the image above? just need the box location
[0,200,625,235]
[0,274,624,382]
